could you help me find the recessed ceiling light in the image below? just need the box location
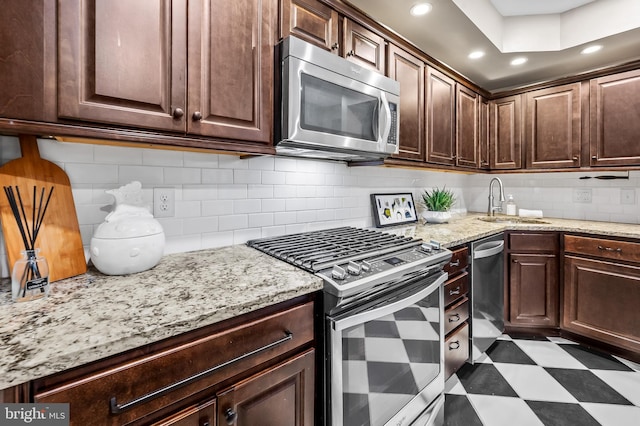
[510,57,528,66]
[581,45,602,55]
[468,51,485,59]
[410,3,432,16]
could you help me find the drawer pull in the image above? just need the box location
[225,408,238,425]
[109,331,293,414]
[597,245,622,253]
[449,260,460,267]
[448,313,461,323]
[449,340,460,350]
[449,287,461,296]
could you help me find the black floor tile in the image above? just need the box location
[342,337,366,360]
[545,368,633,405]
[364,320,399,338]
[367,361,418,394]
[526,401,600,426]
[343,393,370,426]
[559,343,635,371]
[394,306,426,321]
[403,338,440,363]
[457,363,518,397]
[485,340,537,365]
[444,395,483,426]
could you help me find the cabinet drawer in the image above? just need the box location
[444,247,469,276]
[509,233,558,252]
[445,323,469,379]
[565,235,640,264]
[444,272,469,306]
[445,297,469,335]
[35,302,315,425]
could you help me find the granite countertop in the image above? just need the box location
[0,245,323,391]
[2,214,639,391]
[410,213,640,247]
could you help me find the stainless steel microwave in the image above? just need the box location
[276,36,400,162]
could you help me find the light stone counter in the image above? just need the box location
[0,245,323,391]
[408,213,640,248]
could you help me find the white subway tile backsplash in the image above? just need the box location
[2,138,639,280]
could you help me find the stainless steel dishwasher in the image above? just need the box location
[469,233,505,362]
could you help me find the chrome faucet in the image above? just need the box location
[487,177,506,216]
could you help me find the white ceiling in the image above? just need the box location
[345,0,640,92]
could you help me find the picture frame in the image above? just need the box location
[370,193,418,227]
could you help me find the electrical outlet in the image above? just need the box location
[573,188,592,203]
[621,188,636,205]
[153,188,175,218]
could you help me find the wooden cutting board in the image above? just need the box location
[0,135,86,282]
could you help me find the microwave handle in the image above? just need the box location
[379,92,392,145]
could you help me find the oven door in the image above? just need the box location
[327,271,446,426]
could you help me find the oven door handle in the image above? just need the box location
[331,272,447,331]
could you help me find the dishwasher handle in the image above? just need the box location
[473,240,504,260]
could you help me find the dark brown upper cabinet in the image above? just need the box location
[426,67,456,165]
[525,83,582,169]
[280,0,339,52]
[489,95,523,169]
[589,69,640,167]
[343,19,386,74]
[58,0,275,144]
[479,97,490,170]
[456,85,480,168]
[387,44,425,161]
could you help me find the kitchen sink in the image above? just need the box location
[477,216,550,224]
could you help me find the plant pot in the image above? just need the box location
[421,210,451,224]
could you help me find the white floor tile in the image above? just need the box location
[474,352,493,364]
[444,374,466,395]
[592,370,640,406]
[493,363,578,403]
[613,355,640,373]
[581,403,640,426]
[514,340,587,369]
[546,336,578,345]
[468,394,544,426]
[497,334,512,341]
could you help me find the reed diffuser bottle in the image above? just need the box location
[12,248,50,302]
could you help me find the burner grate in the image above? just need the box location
[247,227,421,271]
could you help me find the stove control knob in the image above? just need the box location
[347,261,361,276]
[332,265,347,280]
[421,243,432,252]
[361,260,372,272]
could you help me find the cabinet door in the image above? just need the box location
[456,85,479,168]
[217,349,315,426]
[342,19,386,74]
[479,96,490,170]
[387,44,425,161]
[490,95,522,169]
[188,0,275,143]
[525,83,581,169]
[153,400,216,426]
[590,69,640,166]
[280,0,339,52]
[509,253,559,327]
[563,256,640,353]
[426,67,455,165]
[57,0,187,132]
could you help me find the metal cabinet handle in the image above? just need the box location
[202,419,210,426]
[597,245,622,253]
[449,340,460,350]
[449,287,460,296]
[512,259,519,264]
[449,260,460,267]
[192,111,203,121]
[347,50,355,57]
[225,408,238,425]
[448,313,461,323]
[331,42,339,51]
[592,156,597,160]
[109,331,293,414]
[172,107,184,119]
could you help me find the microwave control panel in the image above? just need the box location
[388,102,398,145]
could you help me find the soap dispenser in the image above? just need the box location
[506,194,517,216]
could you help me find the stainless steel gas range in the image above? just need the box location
[248,227,452,426]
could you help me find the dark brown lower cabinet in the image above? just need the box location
[506,233,560,329]
[563,255,640,354]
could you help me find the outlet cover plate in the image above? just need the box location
[153,188,175,218]
[573,188,592,203]
[621,188,636,205]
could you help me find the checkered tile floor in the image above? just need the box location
[445,334,640,426]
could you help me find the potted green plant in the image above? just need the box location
[420,186,456,223]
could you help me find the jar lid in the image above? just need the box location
[93,217,164,239]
